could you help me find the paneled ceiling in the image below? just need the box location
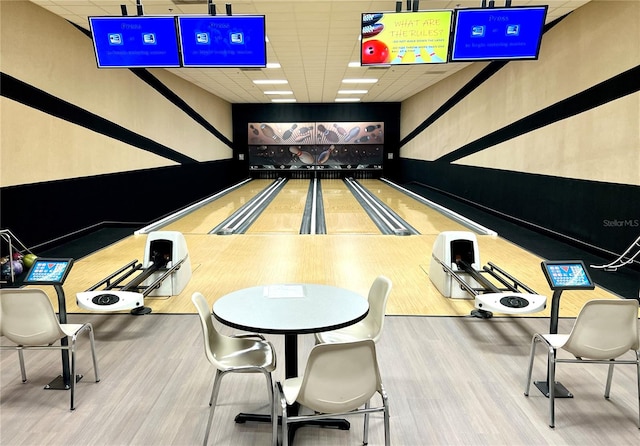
[29,0,592,103]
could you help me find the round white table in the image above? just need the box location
[213,283,369,379]
[213,283,369,433]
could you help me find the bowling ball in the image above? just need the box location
[11,260,24,275]
[362,40,389,65]
[23,253,37,268]
[12,251,23,261]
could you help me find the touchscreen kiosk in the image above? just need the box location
[23,258,74,286]
[541,260,594,291]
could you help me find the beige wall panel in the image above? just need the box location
[1,1,232,178]
[1,99,175,187]
[399,0,640,182]
[455,94,640,185]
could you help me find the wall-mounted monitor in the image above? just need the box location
[89,16,181,68]
[449,6,547,62]
[178,15,266,68]
[360,10,453,66]
[541,260,595,291]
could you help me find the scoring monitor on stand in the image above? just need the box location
[22,258,78,390]
[535,260,595,398]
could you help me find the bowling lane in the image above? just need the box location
[245,179,310,234]
[322,178,381,234]
[357,179,472,234]
[161,180,273,234]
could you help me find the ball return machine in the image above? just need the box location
[77,231,191,315]
[429,231,547,318]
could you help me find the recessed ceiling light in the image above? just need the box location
[348,62,360,68]
[263,91,293,95]
[342,79,378,84]
[338,90,368,94]
[266,62,281,69]
[272,98,296,103]
[253,79,288,85]
[335,98,361,102]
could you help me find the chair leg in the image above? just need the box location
[363,400,370,445]
[524,335,539,396]
[280,390,289,446]
[635,351,640,429]
[547,346,556,428]
[204,369,224,446]
[17,348,27,382]
[604,360,615,399]
[87,324,100,383]
[383,393,391,446]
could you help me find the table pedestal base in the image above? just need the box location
[44,374,83,390]
[235,413,351,444]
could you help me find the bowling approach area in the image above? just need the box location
[4,177,638,446]
[41,177,620,317]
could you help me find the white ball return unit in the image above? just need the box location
[429,231,547,318]
[77,231,191,315]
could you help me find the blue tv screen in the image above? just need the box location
[89,16,181,68]
[178,16,266,68]
[450,6,547,62]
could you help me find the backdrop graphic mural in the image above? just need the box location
[248,122,385,172]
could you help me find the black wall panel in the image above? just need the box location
[397,158,640,255]
[1,160,243,249]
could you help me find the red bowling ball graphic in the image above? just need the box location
[362,40,390,65]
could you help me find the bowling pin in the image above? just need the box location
[282,124,297,141]
[289,146,315,164]
[261,124,281,142]
[317,145,334,164]
[364,124,381,133]
[343,126,360,142]
[249,124,259,135]
[414,47,423,64]
[333,124,347,136]
[391,47,406,64]
[425,46,444,63]
[354,135,370,143]
[295,134,311,143]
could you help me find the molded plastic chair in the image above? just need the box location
[191,292,277,446]
[272,339,390,446]
[315,276,392,344]
[0,288,100,410]
[524,298,640,428]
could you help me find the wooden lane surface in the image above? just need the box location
[245,179,308,234]
[34,233,621,318]
[358,179,472,234]
[321,179,380,234]
[161,179,273,234]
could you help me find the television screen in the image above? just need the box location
[89,16,181,68]
[360,10,453,66]
[541,260,595,291]
[178,16,266,67]
[450,6,547,61]
[23,258,74,285]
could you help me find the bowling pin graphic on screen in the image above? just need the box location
[289,146,314,164]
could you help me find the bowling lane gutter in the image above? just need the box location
[343,178,420,236]
[209,178,288,234]
[299,178,327,235]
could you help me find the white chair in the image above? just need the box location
[315,276,392,344]
[524,298,640,428]
[0,288,100,410]
[191,292,277,446]
[272,339,390,446]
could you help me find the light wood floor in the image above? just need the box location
[1,313,639,445]
[31,179,620,319]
